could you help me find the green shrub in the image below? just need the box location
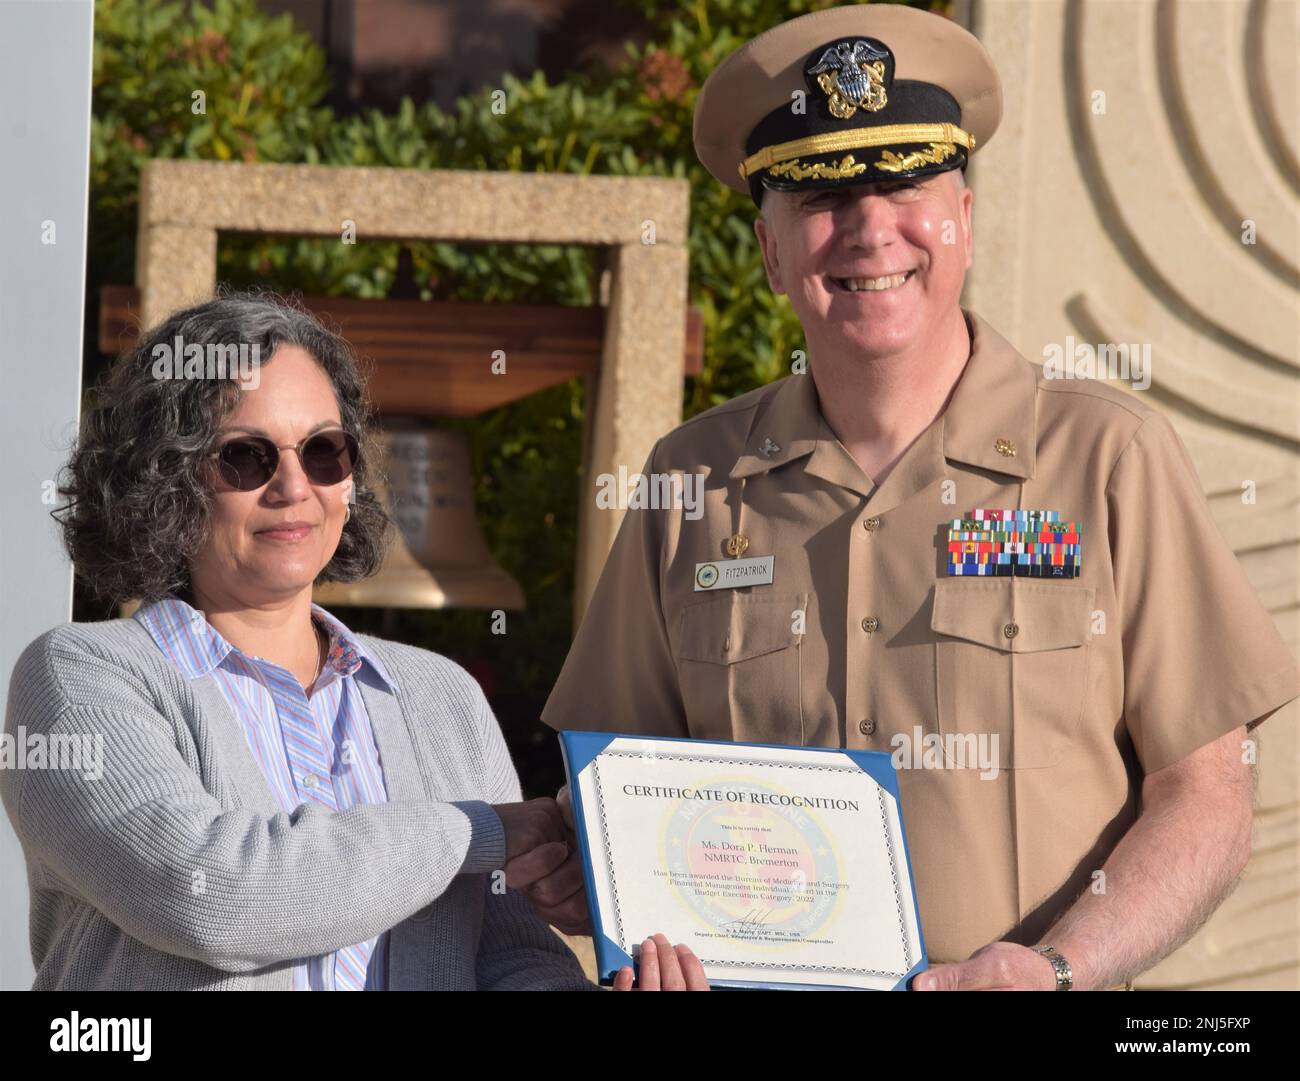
[86,0,947,792]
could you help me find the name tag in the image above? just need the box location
[694,555,775,591]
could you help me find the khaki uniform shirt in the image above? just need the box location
[542,308,1299,965]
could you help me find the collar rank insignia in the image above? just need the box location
[807,38,891,119]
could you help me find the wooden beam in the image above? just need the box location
[99,285,703,418]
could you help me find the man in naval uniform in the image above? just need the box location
[529,4,1299,990]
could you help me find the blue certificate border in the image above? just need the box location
[558,730,930,991]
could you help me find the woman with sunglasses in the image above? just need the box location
[1,290,705,991]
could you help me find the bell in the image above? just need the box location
[314,424,525,610]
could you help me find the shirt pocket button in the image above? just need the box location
[930,580,1095,769]
[674,593,806,743]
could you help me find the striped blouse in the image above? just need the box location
[134,595,398,990]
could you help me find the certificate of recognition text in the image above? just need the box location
[562,734,927,991]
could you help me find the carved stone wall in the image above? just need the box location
[965,0,1298,988]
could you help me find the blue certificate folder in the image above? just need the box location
[559,730,929,991]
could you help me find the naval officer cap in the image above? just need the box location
[694,4,1003,206]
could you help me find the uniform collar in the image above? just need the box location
[940,310,1038,480]
[729,308,1037,489]
[133,594,400,692]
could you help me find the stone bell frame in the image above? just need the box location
[134,160,690,621]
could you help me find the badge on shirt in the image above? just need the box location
[945,508,1082,577]
[695,555,776,591]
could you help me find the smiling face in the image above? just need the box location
[753,169,973,361]
[188,344,353,608]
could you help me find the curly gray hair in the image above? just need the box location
[53,289,393,605]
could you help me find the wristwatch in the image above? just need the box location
[1032,945,1073,990]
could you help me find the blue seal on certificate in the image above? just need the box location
[662,778,841,946]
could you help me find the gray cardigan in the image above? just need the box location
[1,617,595,990]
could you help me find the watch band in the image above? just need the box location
[1032,944,1073,990]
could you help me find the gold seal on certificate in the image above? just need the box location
[559,732,928,990]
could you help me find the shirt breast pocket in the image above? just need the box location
[673,592,808,744]
[930,579,1095,769]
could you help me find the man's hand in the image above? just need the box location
[911,942,1058,991]
[493,798,568,889]
[612,934,710,990]
[517,784,592,934]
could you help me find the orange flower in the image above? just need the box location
[638,49,692,104]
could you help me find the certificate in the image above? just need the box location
[559,732,928,991]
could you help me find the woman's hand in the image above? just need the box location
[519,784,591,934]
[492,798,572,890]
[612,935,710,990]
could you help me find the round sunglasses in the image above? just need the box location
[209,429,360,492]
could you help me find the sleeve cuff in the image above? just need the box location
[443,799,507,874]
[1139,661,1300,774]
